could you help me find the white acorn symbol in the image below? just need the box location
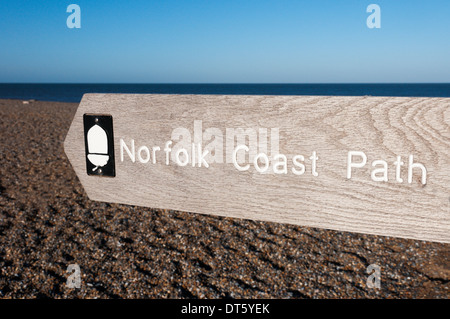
[87,124,109,171]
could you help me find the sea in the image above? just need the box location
[0,83,449,103]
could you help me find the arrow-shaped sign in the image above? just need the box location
[64,94,450,243]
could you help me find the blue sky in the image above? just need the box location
[0,0,449,83]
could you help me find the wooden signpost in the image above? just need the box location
[64,94,450,243]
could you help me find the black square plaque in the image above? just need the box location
[83,114,116,177]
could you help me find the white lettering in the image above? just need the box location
[175,148,189,166]
[120,138,135,163]
[408,155,427,185]
[291,155,305,175]
[254,153,269,173]
[347,151,367,179]
[371,159,388,182]
[233,145,249,171]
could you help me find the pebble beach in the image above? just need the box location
[0,98,448,298]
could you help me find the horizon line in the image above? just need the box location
[1,82,450,85]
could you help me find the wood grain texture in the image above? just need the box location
[64,94,450,243]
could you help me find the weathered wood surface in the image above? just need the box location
[64,94,450,243]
